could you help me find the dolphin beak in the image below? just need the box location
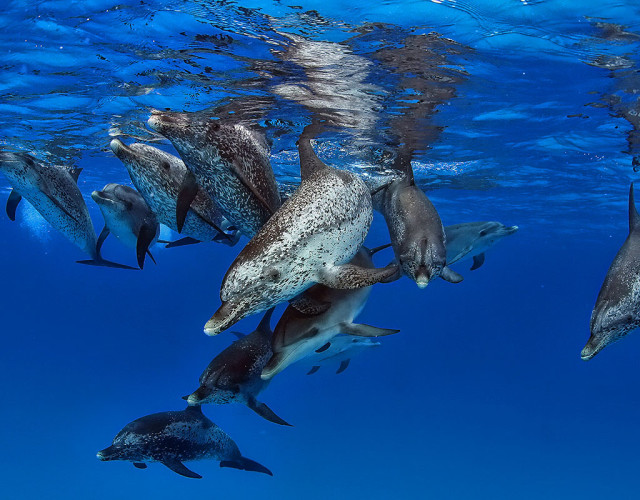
[580,337,602,361]
[147,114,164,133]
[415,267,430,288]
[97,446,113,461]
[91,190,108,204]
[204,300,251,336]
[109,138,128,156]
[506,225,519,234]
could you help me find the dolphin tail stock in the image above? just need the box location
[220,456,273,476]
[339,322,400,338]
[246,396,292,427]
[318,262,399,289]
[440,266,464,283]
[76,258,139,270]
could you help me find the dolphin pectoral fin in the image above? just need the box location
[440,266,464,283]
[220,456,273,476]
[96,225,110,258]
[336,359,351,374]
[76,259,138,270]
[368,243,392,256]
[136,223,158,270]
[6,189,22,221]
[146,250,157,265]
[470,253,485,271]
[231,331,247,340]
[246,396,292,426]
[340,322,399,337]
[229,159,277,216]
[315,342,331,353]
[307,365,320,375]
[176,170,199,233]
[161,459,202,479]
[133,462,147,469]
[213,230,239,246]
[164,236,201,248]
[289,294,330,315]
[318,263,399,289]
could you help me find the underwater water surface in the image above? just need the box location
[2,0,640,499]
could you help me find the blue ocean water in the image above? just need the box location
[2,0,640,498]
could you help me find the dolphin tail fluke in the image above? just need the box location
[176,170,199,233]
[340,322,399,337]
[162,459,202,479]
[76,258,139,270]
[220,456,273,476]
[318,263,399,289]
[470,253,485,271]
[440,266,463,283]
[246,396,292,426]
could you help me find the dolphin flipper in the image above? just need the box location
[76,259,138,270]
[441,266,463,283]
[161,459,202,479]
[470,253,485,271]
[336,359,351,374]
[307,365,321,375]
[220,456,273,476]
[318,263,398,289]
[340,323,399,337]
[96,225,110,257]
[316,342,331,353]
[6,189,22,221]
[133,462,147,469]
[246,396,292,426]
[176,170,199,233]
[38,178,79,223]
[161,236,201,248]
[229,159,277,216]
[136,223,157,269]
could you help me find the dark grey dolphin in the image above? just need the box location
[445,221,518,271]
[0,151,134,269]
[203,130,397,336]
[91,184,159,270]
[109,139,238,247]
[261,246,399,380]
[147,111,281,237]
[97,405,272,479]
[185,309,290,426]
[582,184,640,360]
[375,159,462,288]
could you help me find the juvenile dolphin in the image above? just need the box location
[91,184,159,270]
[147,111,280,237]
[582,184,640,360]
[375,157,462,288]
[305,336,381,375]
[261,246,399,380]
[97,405,272,478]
[445,221,518,270]
[0,152,134,269]
[109,139,238,246]
[203,130,397,336]
[185,309,290,426]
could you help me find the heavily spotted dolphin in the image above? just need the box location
[0,151,134,269]
[305,336,381,375]
[97,405,272,478]
[185,309,290,426]
[203,130,397,336]
[109,139,238,247]
[582,184,640,360]
[445,221,518,270]
[147,111,280,237]
[91,184,159,270]
[261,246,399,380]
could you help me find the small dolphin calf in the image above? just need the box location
[445,221,518,270]
[306,336,381,375]
[97,405,272,478]
[204,130,397,336]
[262,247,399,380]
[582,184,640,360]
[186,309,290,426]
[91,184,159,270]
[147,111,281,237]
[110,139,238,246]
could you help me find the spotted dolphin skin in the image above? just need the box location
[203,130,398,336]
[582,184,640,361]
[91,184,159,270]
[445,221,518,271]
[147,111,281,237]
[186,309,291,426]
[97,405,272,479]
[261,246,399,380]
[109,139,238,247]
[0,151,134,269]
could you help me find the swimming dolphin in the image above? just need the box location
[97,405,272,479]
[582,184,640,360]
[375,156,462,288]
[0,151,134,269]
[444,221,518,270]
[185,309,290,426]
[109,139,238,247]
[261,246,399,380]
[147,111,280,237]
[91,184,159,270]
[305,336,381,375]
[203,129,398,336]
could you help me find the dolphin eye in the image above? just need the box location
[479,230,488,237]
[265,268,280,282]
[160,161,170,171]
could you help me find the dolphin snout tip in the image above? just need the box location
[580,347,596,361]
[203,321,222,336]
[96,450,106,461]
[109,138,124,153]
[186,394,199,405]
[416,280,429,289]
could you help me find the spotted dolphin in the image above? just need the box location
[445,221,518,270]
[203,129,397,336]
[91,184,159,270]
[147,111,280,237]
[0,151,134,269]
[582,184,640,360]
[97,405,272,478]
[109,139,238,247]
[261,246,399,380]
[185,309,290,426]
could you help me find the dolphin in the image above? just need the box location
[374,157,462,288]
[582,184,640,360]
[91,184,160,270]
[185,309,290,426]
[444,221,518,270]
[109,139,238,247]
[147,111,281,237]
[261,246,399,380]
[203,129,398,336]
[305,336,381,375]
[97,405,272,478]
[0,151,135,269]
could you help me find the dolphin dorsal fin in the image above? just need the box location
[630,183,640,233]
[67,167,83,183]
[297,123,330,181]
[257,307,275,335]
[184,404,203,414]
[393,150,415,186]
